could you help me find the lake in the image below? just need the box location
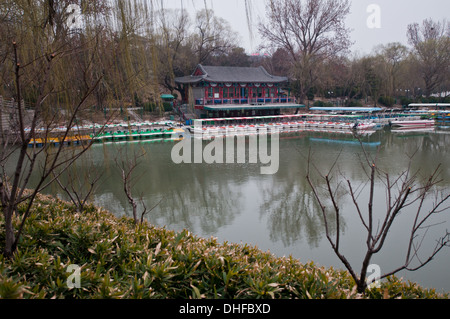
[43,127,450,293]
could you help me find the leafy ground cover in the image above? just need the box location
[0,195,448,299]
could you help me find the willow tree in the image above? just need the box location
[0,0,111,257]
[258,0,352,104]
[0,0,164,257]
[153,8,194,96]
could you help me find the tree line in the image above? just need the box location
[258,0,449,106]
[2,1,448,113]
[0,1,246,114]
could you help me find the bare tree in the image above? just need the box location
[407,18,450,97]
[52,162,103,213]
[306,145,450,294]
[258,0,352,104]
[193,9,238,65]
[114,148,162,225]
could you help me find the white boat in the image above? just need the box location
[258,125,268,134]
[218,126,227,135]
[274,123,283,131]
[392,127,435,134]
[266,123,276,131]
[190,123,206,134]
[324,122,337,129]
[390,119,435,128]
[209,126,219,136]
[247,125,257,134]
[257,124,267,131]
[355,121,377,130]
[236,125,246,133]
[226,125,236,134]
[337,122,355,130]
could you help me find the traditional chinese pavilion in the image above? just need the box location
[175,64,305,118]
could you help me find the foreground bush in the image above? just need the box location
[0,195,448,299]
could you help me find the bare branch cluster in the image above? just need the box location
[306,141,450,293]
[114,147,163,225]
[258,0,352,103]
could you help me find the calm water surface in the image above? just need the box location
[45,128,450,292]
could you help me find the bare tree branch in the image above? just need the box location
[306,140,450,294]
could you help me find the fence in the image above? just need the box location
[0,96,34,133]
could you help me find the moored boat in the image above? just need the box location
[390,119,435,128]
[248,125,257,133]
[355,121,377,130]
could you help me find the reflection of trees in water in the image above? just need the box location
[88,142,246,235]
[258,130,450,250]
[153,172,242,235]
[259,137,344,249]
[382,131,450,183]
[260,181,332,248]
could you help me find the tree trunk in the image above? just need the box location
[3,207,16,258]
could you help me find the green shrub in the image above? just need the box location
[345,99,363,107]
[0,194,448,299]
[313,100,334,107]
[378,95,395,107]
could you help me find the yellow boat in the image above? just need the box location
[28,135,92,147]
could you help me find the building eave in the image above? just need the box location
[174,64,289,85]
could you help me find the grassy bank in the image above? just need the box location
[0,194,448,299]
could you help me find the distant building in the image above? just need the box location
[175,64,304,118]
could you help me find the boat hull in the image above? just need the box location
[390,120,435,128]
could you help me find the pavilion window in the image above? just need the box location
[223,87,234,99]
[242,87,248,98]
[257,87,263,98]
[207,87,213,98]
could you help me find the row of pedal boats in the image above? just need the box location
[191,120,377,135]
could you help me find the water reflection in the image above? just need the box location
[48,129,450,244]
[31,128,450,291]
[86,141,251,236]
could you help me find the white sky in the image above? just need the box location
[159,0,449,55]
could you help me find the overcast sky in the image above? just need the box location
[159,0,449,55]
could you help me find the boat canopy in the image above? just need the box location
[309,107,383,113]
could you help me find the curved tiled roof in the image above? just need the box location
[175,64,288,84]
